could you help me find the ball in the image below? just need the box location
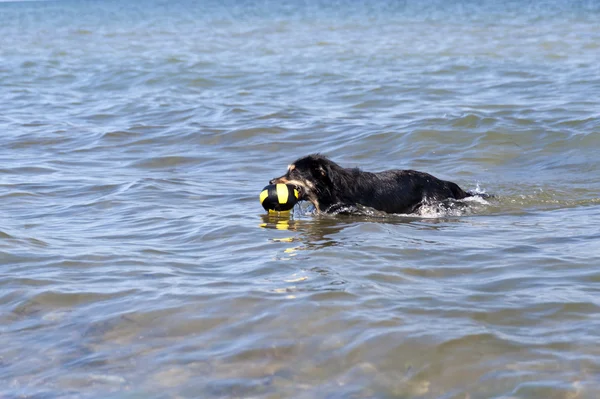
[259,184,299,212]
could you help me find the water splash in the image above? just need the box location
[417,195,491,218]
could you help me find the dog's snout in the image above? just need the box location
[270,176,287,185]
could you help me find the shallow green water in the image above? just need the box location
[1,0,600,397]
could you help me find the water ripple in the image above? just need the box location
[1,0,600,397]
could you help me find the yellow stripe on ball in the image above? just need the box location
[276,184,288,204]
[259,189,269,204]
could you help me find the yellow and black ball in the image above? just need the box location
[259,184,299,212]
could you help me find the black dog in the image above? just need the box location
[270,154,474,214]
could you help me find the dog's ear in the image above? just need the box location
[315,164,333,183]
[317,165,327,177]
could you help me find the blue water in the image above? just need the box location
[1,1,600,397]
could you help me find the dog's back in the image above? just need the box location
[338,169,469,214]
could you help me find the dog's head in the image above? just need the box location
[269,154,338,212]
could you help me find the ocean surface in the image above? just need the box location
[1,0,600,397]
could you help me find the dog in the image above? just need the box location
[270,154,475,214]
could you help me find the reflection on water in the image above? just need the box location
[259,212,299,231]
[260,212,345,256]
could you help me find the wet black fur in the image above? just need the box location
[270,154,472,214]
